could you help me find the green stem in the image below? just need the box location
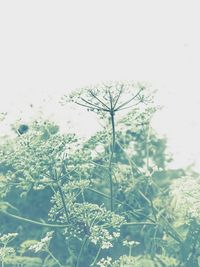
[88,90,110,110]
[115,88,144,111]
[1,210,67,228]
[122,222,156,226]
[76,237,88,267]
[53,170,70,223]
[90,247,101,266]
[57,184,70,223]
[129,246,132,257]
[145,122,150,173]
[43,255,51,267]
[160,214,183,243]
[110,111,115,150]
[46,248,63,267]
[137,191,183,243]
[108,111,115,211]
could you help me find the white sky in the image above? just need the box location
[0,0,200,170]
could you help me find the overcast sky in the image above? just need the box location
[0,0,200,170]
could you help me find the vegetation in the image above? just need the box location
[0,81,200,266]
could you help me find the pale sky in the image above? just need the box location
[0,1,200,170]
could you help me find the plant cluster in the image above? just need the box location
[0,82,200,266]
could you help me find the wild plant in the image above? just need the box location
[0,82,199,266]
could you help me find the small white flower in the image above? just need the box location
[123,240,140,247]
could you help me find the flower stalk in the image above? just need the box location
[64,82,147,212]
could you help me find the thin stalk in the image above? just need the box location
[113,84,124,109]
[81,190,85,202]
[1,243,6,267]
[57,183,70,223]
[75,101,108,112]
[145,122,150,173]
[43,255,51,267]
[46,248,63,267]
[129,246,132,257]
[115,88,144,111]
[54,169,69,223]
[76,236,88,267]
[122,222,156,226]
[137,190,183,243]
[1,210,67,228]
[110,111,116,150]
[90,247,101,266]
[151,225,159,255]
[88,90,110,109]
[80,97,109,112]
[108,110,115,211]
[116,100,142,111]
[160,214,183,243]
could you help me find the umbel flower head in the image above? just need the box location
[49,198,125,249]
[62,81,152,116]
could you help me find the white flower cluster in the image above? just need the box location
[123,240,140,247]
[170,176,200,222]
[62,81,149,118]
[90,226,120,249]
[29,231,54,253]
[97,255,136,267]
[0,233,17,262]
[0,233,18,245]
[97,256,113,267]
[0,247,15,261]
[49,201,125,249]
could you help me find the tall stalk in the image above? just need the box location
[57,184,70,223]
[1,244,6,267]
[108,109,116,211]
[1,210,68,228]
[54,170,70,223]
[68,84,144,212]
